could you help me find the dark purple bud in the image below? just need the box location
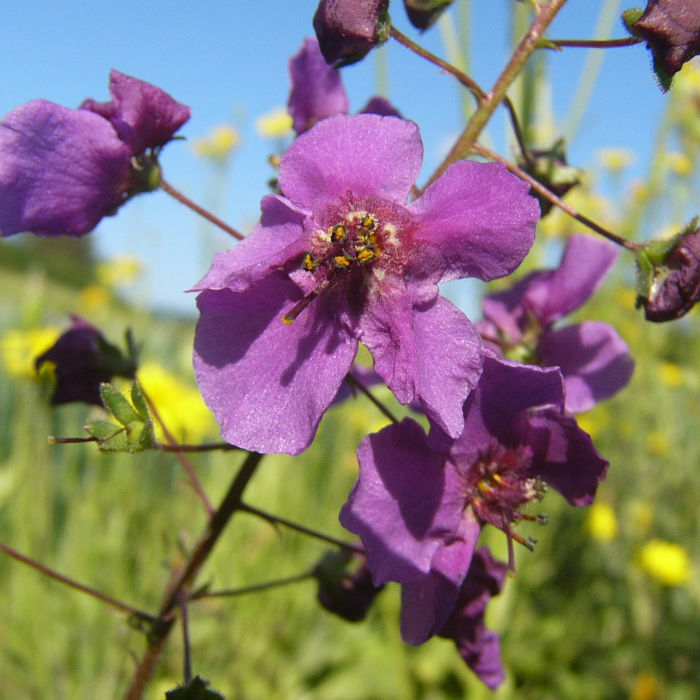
[314,550,384,622]
[34,316,137,405]
[518,139,580,216]
[313,0,391,66]
[403,0,456,30]
[639,225,700,321]
[626,1,700,90]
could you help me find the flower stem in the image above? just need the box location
[541,36,642,48]
[345,371,398,424]
[123,451,264,700]
[160,178,243,240]
[472,142,642,252]
[0,540,160,625]
[179,590,192,684]
[425,0,569,188]
[238,502,363,553]
[190,571,314,600]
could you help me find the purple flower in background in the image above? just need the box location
[193,114,538,455]
[340,356,607,659]
[478,235,634,413]
[287,38,400,134]
[436,547,508,689]
[313,0,391,66]
[34,316,136,405]
[0,70,189,237]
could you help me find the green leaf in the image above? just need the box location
[165,676,225,700]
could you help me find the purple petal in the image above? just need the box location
[479,271,540,344]
[80,69,190,154]
[194,272,357,454]
[278,114,423,210]
[0,100,130,237]
[409,161,538,283]
[400,512,480,645]
[287,38,350,134]
[340,418,461,585]
[359,95,402,118]
[525,408,609,505]
[538,321,634,413]
[524,235,618,325]
[190,195,309,294]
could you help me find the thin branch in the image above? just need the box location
[238,502,364,554]
[345,371,398,424]
[179,590,192,684]
[0,540,160,625]
[471,142,642,252]
[424,0,569,188]
[190,571,314,600]
[157,441,240,453]
[160,178,244,240]
[141,385,215,517]
[542,36,642,49]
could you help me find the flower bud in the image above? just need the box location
[313,0,391,66]
[624,1,700,91]
[636,222,700,321]
[403,0,455,30]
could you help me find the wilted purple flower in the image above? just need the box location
[314,549,384,622]
[627,0,700,89]
[0,70,189,237]
[287,38,400,134]
[435,547,508,689]
[193,114,538,454]
[313,0,391,66]
[340,356,607,656]
[638,225,700,321]
[34,316,136,405]
[478,235,634,413]
[403,0,456,30]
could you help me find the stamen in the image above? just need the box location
[301,253,318,272]
[281,279,330,325]
[330,223,347,243]
[333,254,352,269]
[360,214,377,231]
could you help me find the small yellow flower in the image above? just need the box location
[659,361,683,388]
[96,255,143,289]
[664,151,694,176]
[77,284,112,313]
[135,362,217,444]
[646,430,669,456]
[599,147,635,172]
[586,502,618,541]
[629,672,661,700]
[193,124,240,161]
[256,107,293,139]
[637,539,692,586]
[0,327,60,378]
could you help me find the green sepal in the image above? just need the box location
[165,676,225,700]
[100,383,141,425]
[621,8,644,34]
[84,420,129,452]
[635,248,656,302]
[130,380,150,421]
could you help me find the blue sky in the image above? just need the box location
[1,0,665,314]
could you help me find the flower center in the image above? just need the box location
[282,207,401,324]
[460,442,547,569]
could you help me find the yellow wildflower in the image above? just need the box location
[599,147,635,172]
[77,284,112,313]
[646,430,669,456]
[0,327,60,378]
[637,539,692,586]
[586,502,618,541]
[193,124,240,161]
[96,255,143,289]
[664,152,693,176]
[659,362,683,388]
[629,672,661,700]
[135,362,216,444]
[256,107,293,139]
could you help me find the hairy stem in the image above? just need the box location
[191,571,314,600]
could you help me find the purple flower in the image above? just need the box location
[339,356,607,658]
[478,235,634,413]
[435,547,508,689]
[313,0,391,66]
[627,0,700,89]
[0,70,189,238]
[193,114,538,454]
[287,38,400,134]
[34,316,136,405]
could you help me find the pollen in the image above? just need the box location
[333,254,353,269]
[301,253,318,272]
[329,223,347,243]
[356,248,377,264]
[360,214,377,231]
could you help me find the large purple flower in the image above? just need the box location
[287,38,399,135]
[478,235,634,412]
[0,70,189,237]
[193,114,539,455]
[340,356,607,656]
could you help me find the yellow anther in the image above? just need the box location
[330,223,347,243]
[356,248,377,264]
[333,255,352,269]
[301,253,318,272]
[361,214,377,231]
